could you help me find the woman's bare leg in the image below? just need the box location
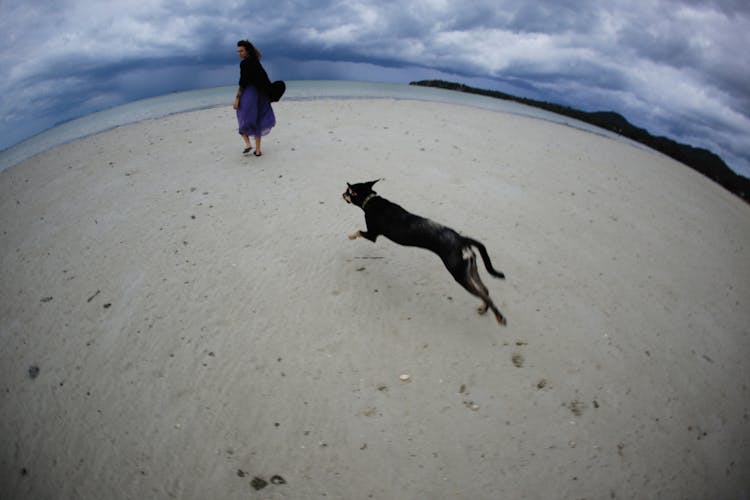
[241,133,252,153]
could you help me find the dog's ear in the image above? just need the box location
[365,179,382,190]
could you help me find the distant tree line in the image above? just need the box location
[411,80,749,203]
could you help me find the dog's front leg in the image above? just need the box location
[348,229,377,241]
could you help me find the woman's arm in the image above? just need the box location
[234,85,242,110]
[235,58,251,109]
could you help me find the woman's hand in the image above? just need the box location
[233,96,240,110]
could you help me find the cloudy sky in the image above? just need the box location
[2,0,749,176]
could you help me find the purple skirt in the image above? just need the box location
[237,85,276,137]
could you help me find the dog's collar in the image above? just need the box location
[361,193,378,209]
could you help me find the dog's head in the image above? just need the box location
[343,179,381,206]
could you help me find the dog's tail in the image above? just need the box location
[465,238,505,279]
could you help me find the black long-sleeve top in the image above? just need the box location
[239,57,272,96]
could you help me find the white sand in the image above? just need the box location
[1,99,748,499]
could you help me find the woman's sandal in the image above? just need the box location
[243,147,253,155]
[254,151,262,157]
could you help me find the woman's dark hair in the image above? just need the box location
[237,40,262,59]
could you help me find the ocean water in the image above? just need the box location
[0,80,643,172]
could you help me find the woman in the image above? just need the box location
[234,40,275,157]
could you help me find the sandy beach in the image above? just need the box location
[1,98,748,499]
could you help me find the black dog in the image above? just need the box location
[343,179,507,325]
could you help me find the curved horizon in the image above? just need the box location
[0,80,702,175]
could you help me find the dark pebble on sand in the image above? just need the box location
[512,353,524,368]
[251,477,268,490]
[28,366,40,379]
[271,475,286,485]
[41,297,53,303]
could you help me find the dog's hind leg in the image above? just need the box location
[469,258,491,314]
[468,258,506,325]
[449,251,507,326]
